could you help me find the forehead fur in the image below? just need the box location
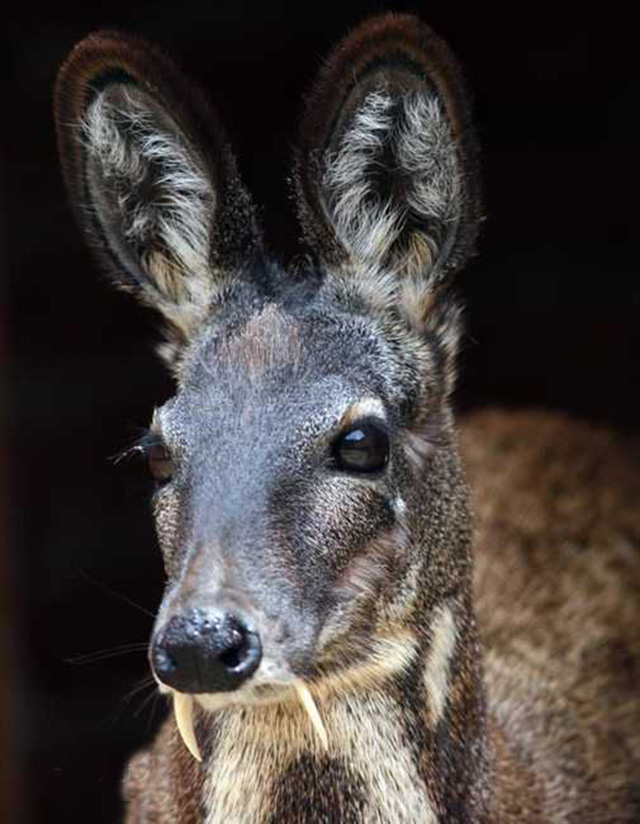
[218,304,303,379]
[171,273,448,440]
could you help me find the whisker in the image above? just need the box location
[76,567,156,619]
[146,692,165,733]
[108,675,160,731]
[122,674,158,706]
[135,687,163,720]
[66,642,149,666]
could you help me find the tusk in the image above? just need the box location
[294,679,328,750]
[173,692,202,762]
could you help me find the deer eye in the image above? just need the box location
[147,442,174,484]
[332,422,389,473]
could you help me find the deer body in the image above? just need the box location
[55,15,640,823]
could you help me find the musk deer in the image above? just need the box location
[55,13,640,823]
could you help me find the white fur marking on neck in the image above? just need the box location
[424,604,457,724]
[201,630,436,823]
[330,696,439,823]
[203,688,438,824]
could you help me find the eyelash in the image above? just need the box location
[113,432,174,487]
[112,430,161,462]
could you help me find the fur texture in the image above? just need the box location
[55,12,640,824]
[54,29,262,371]
[83,85,216,337]
[322,88,461,277]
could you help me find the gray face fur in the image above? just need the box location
[56,21,480,709]
[149,274,457,700]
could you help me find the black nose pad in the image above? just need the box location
[151,608,262,693]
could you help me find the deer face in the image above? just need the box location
[55,15,480,715]
[145,295,443,705]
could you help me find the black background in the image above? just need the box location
[5,2,640,822]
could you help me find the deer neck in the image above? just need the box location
[193,593,492,824]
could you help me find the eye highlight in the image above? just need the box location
[332,422,390,474]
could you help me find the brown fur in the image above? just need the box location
[465,409,640,821]
[217,305,303,381]
[55,12,640,824]
[122,411,640,822]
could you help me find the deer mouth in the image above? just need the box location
[170,676,328,761]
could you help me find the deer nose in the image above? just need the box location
[151,608,262,693]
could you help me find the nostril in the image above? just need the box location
[152,608,262,693]
[219,630,246,670]
[217,616,261,674]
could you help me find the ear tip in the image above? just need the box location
[55,31,143,134]
[64,28,134,55]
[54,27,224,175]
[55,29,171,104]
[54,30,149,209]
[299,12,470,147]
[322,12,459,76]
[340,11,433,43]
[60,27,167,64]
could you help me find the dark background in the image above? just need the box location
[4,2,640,822]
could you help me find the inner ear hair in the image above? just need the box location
[55,30,262,358]
[295,13,481,288]
[82,81,216,305]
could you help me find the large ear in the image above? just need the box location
[55,31,262,362]
[294,13,481,322]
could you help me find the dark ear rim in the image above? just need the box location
[54,29,261,284]
[294,12,482,275]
